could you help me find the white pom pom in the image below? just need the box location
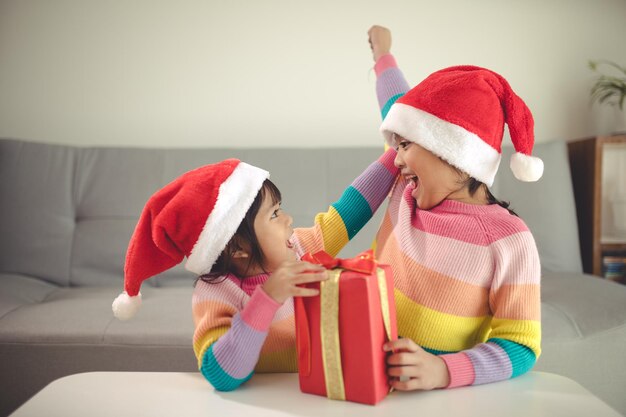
[112,291,142,321]
[510,152,544,182]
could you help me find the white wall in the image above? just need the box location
[1,0,625,148]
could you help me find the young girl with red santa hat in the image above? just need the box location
[112,150,399,391]
[367,25,543,391]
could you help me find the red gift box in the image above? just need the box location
[294,250,397,405]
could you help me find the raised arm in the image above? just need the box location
[292,27,415,258]
[293,149,398,257]
[368,25,411,121]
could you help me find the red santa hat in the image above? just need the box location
[112,159,269,320]
[380,65,543,187]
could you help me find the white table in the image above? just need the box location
[10,371,622,417]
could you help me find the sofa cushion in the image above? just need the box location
[541,271,626,339]
[0,141,76,287]
[0,277,194,346]
[0,279,197,417]
[0,274,60,319]
[538,271,626,414]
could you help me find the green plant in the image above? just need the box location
[589,60,626,110]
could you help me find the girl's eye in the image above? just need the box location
[271,208,281,219]
[398,141,411,150]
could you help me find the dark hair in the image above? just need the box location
[195,179,282,285]
[448,162,517,216]
[464,177,518,216]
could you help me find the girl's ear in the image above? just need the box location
[229,235,250,259]
[231,249,249,259]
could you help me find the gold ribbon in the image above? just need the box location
[376,267,393,342]
[320,269,345,400]
[319,267,393,401]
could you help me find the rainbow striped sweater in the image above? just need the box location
[192,150,398,391]
[374,54,541,387]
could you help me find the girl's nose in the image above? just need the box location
[394,151,405,169]
[286,213,293,227]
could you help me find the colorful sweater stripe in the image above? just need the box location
[374,54,541,388]
[192,150,398,390]
[375,54,410,120]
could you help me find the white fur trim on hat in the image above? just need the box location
[510,152,544,182]
[112,291,142,321]
[185,162,269,275]
[381,103,501,187]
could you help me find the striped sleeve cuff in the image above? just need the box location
[240,286,281,331]
[374,54,398,76]
[201,344,254,391]
[440,352,476,388]
[376,57,410,119]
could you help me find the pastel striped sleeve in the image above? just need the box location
[193,283,281,391]
[440,229,542,388]
[294,148,399,257]
[375,54,410,120]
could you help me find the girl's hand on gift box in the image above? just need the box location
[383,338,450,390]
[262,261,328,304]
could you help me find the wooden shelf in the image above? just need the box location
[568,135,626,277]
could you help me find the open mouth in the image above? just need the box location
[405,175,419,188]
[286,235,295,250]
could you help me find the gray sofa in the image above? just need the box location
[1,138,625,416]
